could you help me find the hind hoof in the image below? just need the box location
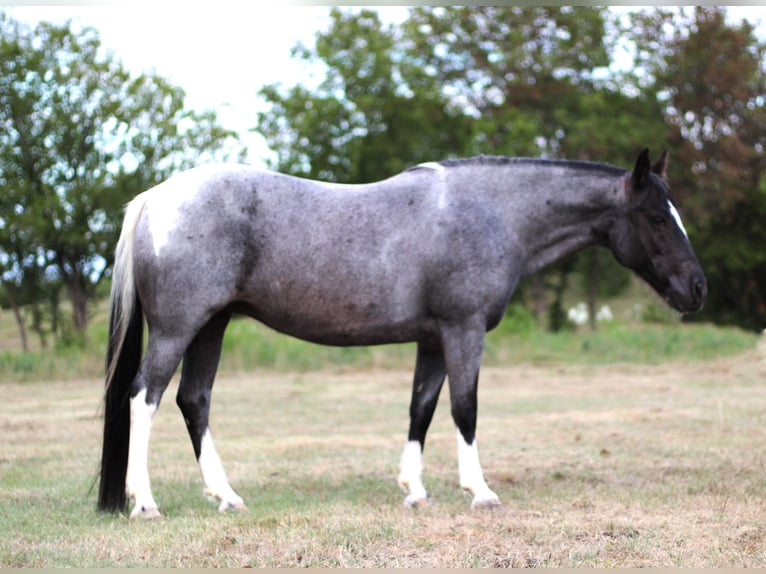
[130,505,163,520]
[404,494,431,508]
[218,500,248,513]
[470,495,504,510]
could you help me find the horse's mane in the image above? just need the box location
[409,155,626,178]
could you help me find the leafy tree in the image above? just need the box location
[257,8,474,182]
[403,6,612,157]
[0,14,243,339]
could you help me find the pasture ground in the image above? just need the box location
[2,344,766,567]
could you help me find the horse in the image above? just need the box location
[97,148,706,518]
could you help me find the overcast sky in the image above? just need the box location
[5,5,409,166]
[4,5,764,167]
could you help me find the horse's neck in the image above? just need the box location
[456,162,626,275]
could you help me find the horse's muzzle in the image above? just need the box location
[690,272,707,312]
[668,270,707,313]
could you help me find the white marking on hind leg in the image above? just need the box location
[397,440,429,507]
[456,429,502,509]
[126,389,161,519]
[198,429,246,512]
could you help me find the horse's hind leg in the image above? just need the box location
[176,310,245,513]
[126,333,190,519]
[398,342,446,507]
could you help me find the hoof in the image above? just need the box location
[218,500,248,513]
[130,505,163,520]
[403,494,431,509]
[462,484,503,510]
[470,496,504,510]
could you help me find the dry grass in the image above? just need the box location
[2,347,766,566]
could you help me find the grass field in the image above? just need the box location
[2,341,766,566]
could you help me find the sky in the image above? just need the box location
[4,5,410,166]
[4,5,765,167]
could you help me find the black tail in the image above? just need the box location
[98,192,148,513]
[98,288,143,512]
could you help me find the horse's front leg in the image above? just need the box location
[440,319,502,509]
[398,343,446,507]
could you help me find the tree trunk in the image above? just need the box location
[531,273,547,325]
[58,254,91,336]
[548,269,569,332]
[30,302,48,349]
[586,251,599,332]
[3,282,29,352]
[66,279,90,334]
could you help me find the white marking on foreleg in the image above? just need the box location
[198,429,246,512]
[668,201,688,238]
[456,429,502,509]
[126,389,161,519]
[398,440,429,507]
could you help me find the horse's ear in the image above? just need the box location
[651,149,668,179]
[630,148,651,189]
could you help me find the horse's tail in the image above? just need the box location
[98,192,149,513]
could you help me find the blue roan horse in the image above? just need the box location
[98,149,706,518]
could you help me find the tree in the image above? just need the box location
[0,14,244,339]
[257,8,474,182]
[403,6,612,157]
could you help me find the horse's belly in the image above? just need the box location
[234,289,428,347]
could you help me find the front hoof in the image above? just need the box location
[130,505,163,520]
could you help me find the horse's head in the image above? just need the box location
[608,149,707,314]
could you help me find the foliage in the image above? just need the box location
[257,8,473,183]
[0,14,244,338]
[403,6,611,156]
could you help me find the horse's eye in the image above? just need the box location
[648,214,666,228]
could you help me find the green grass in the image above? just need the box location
[0,299,759,382]
[484,318,758,366]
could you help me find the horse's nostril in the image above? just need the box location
[692,275,706,305]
